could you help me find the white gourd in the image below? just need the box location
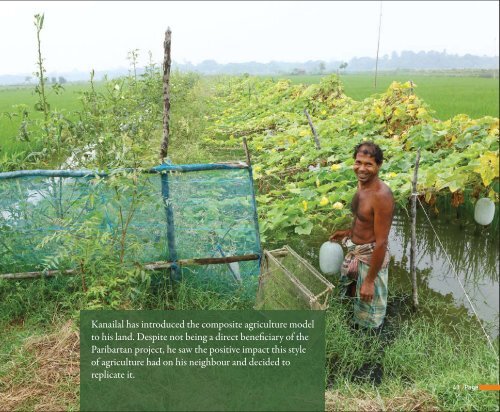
[319,241,344,275]
[474,198,495,226]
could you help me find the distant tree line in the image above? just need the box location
[172,50,499,75]
[24,76,66,84]
[1,50,498,86]
[349,50,499,71]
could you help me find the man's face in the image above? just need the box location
[353,151,380,184]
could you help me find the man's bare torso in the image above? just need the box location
[350,180,394,244]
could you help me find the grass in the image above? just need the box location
[325,280,499,411]
[1,273,498,411]
[0,82,99,156]
[273,72,500,120]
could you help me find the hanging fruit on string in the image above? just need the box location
[474,197,495,226]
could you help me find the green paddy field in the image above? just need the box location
[1,72,499,156]
[0,83,92,155]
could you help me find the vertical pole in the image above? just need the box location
[303,108,321,150]
[374,1,383,89]
[410,148,421,309]
[161,172,179,281]
[159,28,178,281]
[160,28,171,162]
[242,137,251,167]
[243,138,262,273]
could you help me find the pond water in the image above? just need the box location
[286,206,499,338]
[388,208,499,338]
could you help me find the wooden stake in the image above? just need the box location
[160,28,172,162]
[80,260,87,292]
[158,28,178,281]
[303,109,321,150]
[410,148,421,309]
[242,137,251,166]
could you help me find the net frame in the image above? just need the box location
[0,162,262,281]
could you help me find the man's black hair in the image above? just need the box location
[353,141,384,165]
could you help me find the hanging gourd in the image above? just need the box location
[319,241,344,275]
[474,198,495,226]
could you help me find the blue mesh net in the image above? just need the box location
[0,164,261,294]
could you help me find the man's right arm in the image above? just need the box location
[329,229,351,242]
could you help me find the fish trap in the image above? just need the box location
[255,245,334,310]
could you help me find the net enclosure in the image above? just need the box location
[255,246,334,310]
[0,162,261,293]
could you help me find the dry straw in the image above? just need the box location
[0,321,79,411]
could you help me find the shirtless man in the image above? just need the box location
[330,142,394,329]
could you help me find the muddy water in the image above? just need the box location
[388,208,499,337]
[285,207,499,338]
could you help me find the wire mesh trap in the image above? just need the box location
[255,245,334,310]
[0,163,261,295]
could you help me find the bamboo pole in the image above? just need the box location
[303,109,321,150]
[144,254,259,270]
[161,171,178,281]
[410,148,421,308]
[160,27,172,162]
[242,137,251,167]
[0,254,260,281]
[0,163,250,180]
[244,141,262,252]
[158,28,179,281]
[0,268,77,280]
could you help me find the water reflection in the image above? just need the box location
[389,207,499,337]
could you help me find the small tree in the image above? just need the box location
[337,62,348,76]
[33,13,49,122]
[127,49,139,80]
[318,61,326,74]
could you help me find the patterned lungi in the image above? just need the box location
[338,238,390,329]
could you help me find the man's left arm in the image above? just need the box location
[359,194,394,302]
